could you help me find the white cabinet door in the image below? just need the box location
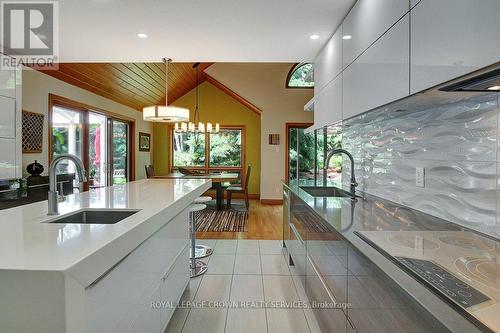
[410,0,500,94]
[314,27,343,93]
[343,15,410,120]
[342,0,409,69]
[0,66,16,99]
[314,74,342,129]
[0,96,16,138]
[0,138,16,179]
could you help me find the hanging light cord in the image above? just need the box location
[193,62,200,124]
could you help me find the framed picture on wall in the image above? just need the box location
[139,132,151,152]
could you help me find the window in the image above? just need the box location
[286,63,314,88]
[172,126,245,174]
[210,129,242,167]
[173,132,206,167]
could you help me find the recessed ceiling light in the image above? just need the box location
[309,34,320,40]
[136,33,148,38]
[487,85,500,91]
[342,35,352,40]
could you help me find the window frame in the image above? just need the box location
[48,94,136,191]
[285,63,314,89]
[170,125,246,176]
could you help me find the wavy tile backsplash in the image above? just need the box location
[341,93,499,237]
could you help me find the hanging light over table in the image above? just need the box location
[174,63,219,133]
[143,58,190,123]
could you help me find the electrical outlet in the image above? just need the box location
[415,167,425,187]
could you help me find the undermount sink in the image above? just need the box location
[46,209,140,224]
[299,186,355,198]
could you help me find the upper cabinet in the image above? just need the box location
[0,56,21,180]
[410,0,500,93]
[314,27,342,93]
[0,66,16,99]
[342,0,410,69]
[313,74,342,129]
[343,14,410,119]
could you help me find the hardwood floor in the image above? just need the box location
[196,200,283,240]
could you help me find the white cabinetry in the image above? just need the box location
[314,27,342,93]
[410,0,500,93]
[84,209,189,333]
[314,74,342,128]
[342,0,409,68]
[0,66,16,98]
[343,15,409,119]
[0,57,21,179]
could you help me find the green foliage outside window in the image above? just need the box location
[287,63,314,88]
[210,130,241,167]
[173,132,206,166]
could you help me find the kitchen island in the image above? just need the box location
[0,178,211,333]
[283,180,499,333]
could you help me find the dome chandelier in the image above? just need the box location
[143,58,190,123]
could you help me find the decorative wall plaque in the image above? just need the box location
[22,110,44,153]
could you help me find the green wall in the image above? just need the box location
[153,82,261,195]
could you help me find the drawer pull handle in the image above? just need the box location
[86,252,132,289]
[162,243,189,280]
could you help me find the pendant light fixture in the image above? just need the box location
[143,58,190,122]
[174,63,219,133]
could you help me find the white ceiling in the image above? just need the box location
[57,0,355,62]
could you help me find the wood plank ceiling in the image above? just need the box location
[34,62,214,111]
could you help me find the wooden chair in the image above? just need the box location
[145,165,155,178]
[226,165,251,210]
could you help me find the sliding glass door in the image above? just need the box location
[51,102,132,191]
[111,120,129,185]
[286,124,315,183]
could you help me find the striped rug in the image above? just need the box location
[195,203,248,232]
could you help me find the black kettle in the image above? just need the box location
[27,160,44,176]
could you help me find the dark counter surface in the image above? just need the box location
[283,180,500,332]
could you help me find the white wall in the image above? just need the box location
[205,63,313,200]
[21,68,152,180]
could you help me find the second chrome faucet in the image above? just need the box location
[324,149,358,195]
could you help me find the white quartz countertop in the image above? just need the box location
[0,179,211,285]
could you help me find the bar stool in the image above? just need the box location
[189,204,208,278]
[193,196,214,259]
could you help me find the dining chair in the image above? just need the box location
[145,165,155,178]
[226,165,251,209]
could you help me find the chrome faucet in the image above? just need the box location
[324,149,358,195]
[48,154,87,215]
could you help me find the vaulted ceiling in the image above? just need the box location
[35,62,214,111]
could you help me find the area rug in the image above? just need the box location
[195,202,248,232]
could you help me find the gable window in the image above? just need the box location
[286,63,314,88]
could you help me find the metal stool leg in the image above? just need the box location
[193,197,214,259]
[190,208,207,278]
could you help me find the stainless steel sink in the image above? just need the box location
[299,186,355,198]
[46,209,140,224]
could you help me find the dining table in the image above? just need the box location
[153,172,239,211]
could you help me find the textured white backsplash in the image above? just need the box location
[341,93,499,238]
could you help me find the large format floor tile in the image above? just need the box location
[213,240,237,254]
[181,308,227,333]
[233,254,262,275]
[205,254,235,275]
[261,254,290,275]
[237,240,260,254]
[226,308,267,333]
[263,275,300,303]
[258,240,284,255]
[194,275,232,302]
[266,309,310,333]
[230,275,264,302]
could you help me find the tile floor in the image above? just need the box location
[164,239,321,333]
